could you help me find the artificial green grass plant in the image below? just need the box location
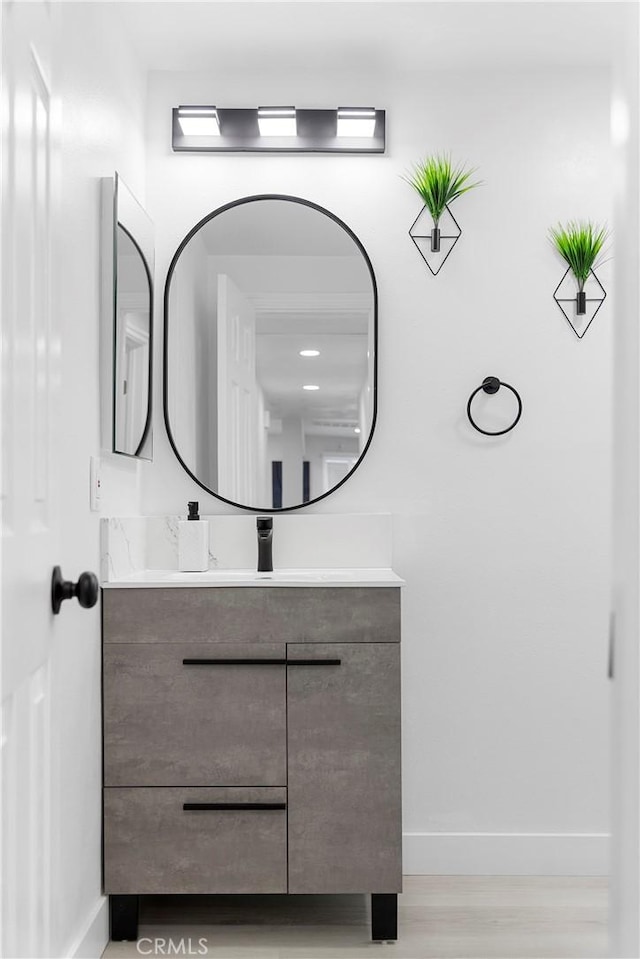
[403,154,481,226]
[548,220,609,291]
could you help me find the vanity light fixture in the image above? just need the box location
[177,106,220,136]
[300,349,320,357]
[303,384,320,391]
[258,106,297,137]
[337,107,377,138]
[171,106,385,153]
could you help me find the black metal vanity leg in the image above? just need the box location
[371,893,398,941]
[110,895,139,941]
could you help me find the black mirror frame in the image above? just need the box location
[163,193,378,513]
[114,221,154,458]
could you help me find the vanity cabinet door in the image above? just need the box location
[104,643,286,786]
[286,643,402,894]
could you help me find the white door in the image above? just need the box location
[217,274,257,504]
[0,4,80,956]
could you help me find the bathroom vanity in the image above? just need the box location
[101,176,399,941]
[102,570,403,942]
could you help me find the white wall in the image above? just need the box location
[53,3,146,953]
[143,64,612,874]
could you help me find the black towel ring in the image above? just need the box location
[467,376,522,436]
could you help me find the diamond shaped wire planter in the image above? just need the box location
[409,204,462,276]
[553,267,607,339]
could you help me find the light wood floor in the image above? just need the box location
[102,876,608,959]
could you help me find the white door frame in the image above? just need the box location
[610,4,640,956]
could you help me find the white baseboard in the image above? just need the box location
[403,832,609,876]
[68,896,109,959]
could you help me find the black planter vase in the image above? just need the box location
[430,226,441,253]
[576,290,587,315]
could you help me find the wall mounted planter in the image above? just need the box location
[409,204,462,276]
[404,154,480,277]
[552,268,607,339]
[549,221,609,339]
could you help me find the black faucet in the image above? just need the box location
[257,516,273,572]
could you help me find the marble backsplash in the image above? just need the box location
[101,513,393,582]
[100,517,147,582]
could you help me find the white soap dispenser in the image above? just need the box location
[178,501,209,572]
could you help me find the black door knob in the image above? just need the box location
[51,566,99,615]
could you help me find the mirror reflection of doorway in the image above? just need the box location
[322,453,358,491]
[114,221,152,457]
[115,310,150,454]
[256,306,369,507]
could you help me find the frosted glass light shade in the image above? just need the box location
[258,107,297,136]
[337,107,376,137]
[177,107,220,136]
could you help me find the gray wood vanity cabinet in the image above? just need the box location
[102,586,402,942]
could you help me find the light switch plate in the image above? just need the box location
[90,456,102,512]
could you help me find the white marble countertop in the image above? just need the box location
[101,568,405,589]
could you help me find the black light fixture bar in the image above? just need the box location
[172,106,385,154]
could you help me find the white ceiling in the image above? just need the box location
[256,327,367,419]
[112,2,624,75]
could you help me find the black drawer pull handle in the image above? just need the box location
[183,802,286,811]
[183,658,287,666]
[287,659,342,666]
[182,658,342,667]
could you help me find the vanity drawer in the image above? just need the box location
[104,787,287,894]
[104,643,286,787]
[103,587,400,644]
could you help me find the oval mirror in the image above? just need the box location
[164,195,377,511]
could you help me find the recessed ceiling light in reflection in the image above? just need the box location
[300,349,320,357]
[354,427,361,434]
[303,384,320,391]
